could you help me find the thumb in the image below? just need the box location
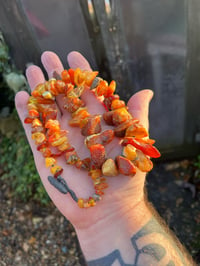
[127,89,154,131]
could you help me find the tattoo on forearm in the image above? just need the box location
[87,218,186,266]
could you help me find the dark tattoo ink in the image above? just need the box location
[48,176,78,202]
[48,176,68,194]
[87,218,186,266]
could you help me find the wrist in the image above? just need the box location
[75,196,152,261]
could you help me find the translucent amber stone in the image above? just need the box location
[84,71,98,87]
[77,198,84,208]
[102,158,118,176]
[45,157,56,167]
[116,155,137,176]
[74,68,86,87]
[50,165,63,176]
[31,84,46,97]
[85,129,114,148]
[46,79,59,96]
[112,108,132,126]
[125,123,148,138]
[55,80,66,94]
[28,109,39,118]
[111,99,126,110]
[122,144,137,161]
[61,69,71,84]
[45,119,60,132]
[89,169,102,180]
[81,115,102,136]
[51,136,68,147]
[133,150,153,172]
[104,80,116,98]
[32,118,43,128]
[95,80,108,96]
[89,144,106,169]
[88,198,96,207]
[32,132,46,145]
[57,141,71,152]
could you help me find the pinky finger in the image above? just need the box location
[15,91,43,162]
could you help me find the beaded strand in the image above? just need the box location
[24,67,160,208]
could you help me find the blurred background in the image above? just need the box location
[0,0,200,265]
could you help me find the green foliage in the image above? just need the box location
[0,121,50,205]
[194,155,200,179]
[0,32,10,73]
[0,32,48,205]
[0,32,27,109]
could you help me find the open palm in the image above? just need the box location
[15,51,153,231]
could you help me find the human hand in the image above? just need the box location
[15,51,153,232]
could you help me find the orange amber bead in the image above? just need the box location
[28,109,39,118]
[88,198,96,207]
[84,71,98,87]
[61,70,71,84]
[116,155,137,176]
[125,123,148,138]
[111,99,126,110]
[74,68,86,87]
[104,80,116,98]
[94,182,108,191]
[81,115,102,136]
[112,107,132,126]
[85,129,114,148]
[114,119,138,137]
[46,79,59,96]
[55,80,66,94]
[45,119,60,132]
[64,96,84,113]
[89,144,106,169]
[31,83,46,97]
[133,150,153,172]
[95,80,108,96]
[77,198,84,208]
[89,169,102,180]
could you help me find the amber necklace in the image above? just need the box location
[24,67,160,208]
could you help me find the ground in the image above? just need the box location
[0,160,200,266]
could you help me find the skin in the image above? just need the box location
[15,51,195,265]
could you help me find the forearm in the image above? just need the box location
[75,197,195,266]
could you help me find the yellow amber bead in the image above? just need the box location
[42,91,54,99]
[32,132,46,144]
[32,118,42,128]
[51,136,68,147]
[57,141,70,151]
[50,165,62,175]
[45,157,56,167]
[88,198,96,207]
[122,144,137,161]
[77,198,84,208]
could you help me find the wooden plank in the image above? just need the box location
[80,0,133,101]
[79,0,111,81]
[0,0,41,70]
[185,0,200,147]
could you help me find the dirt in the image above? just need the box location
[0,160,200,265]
